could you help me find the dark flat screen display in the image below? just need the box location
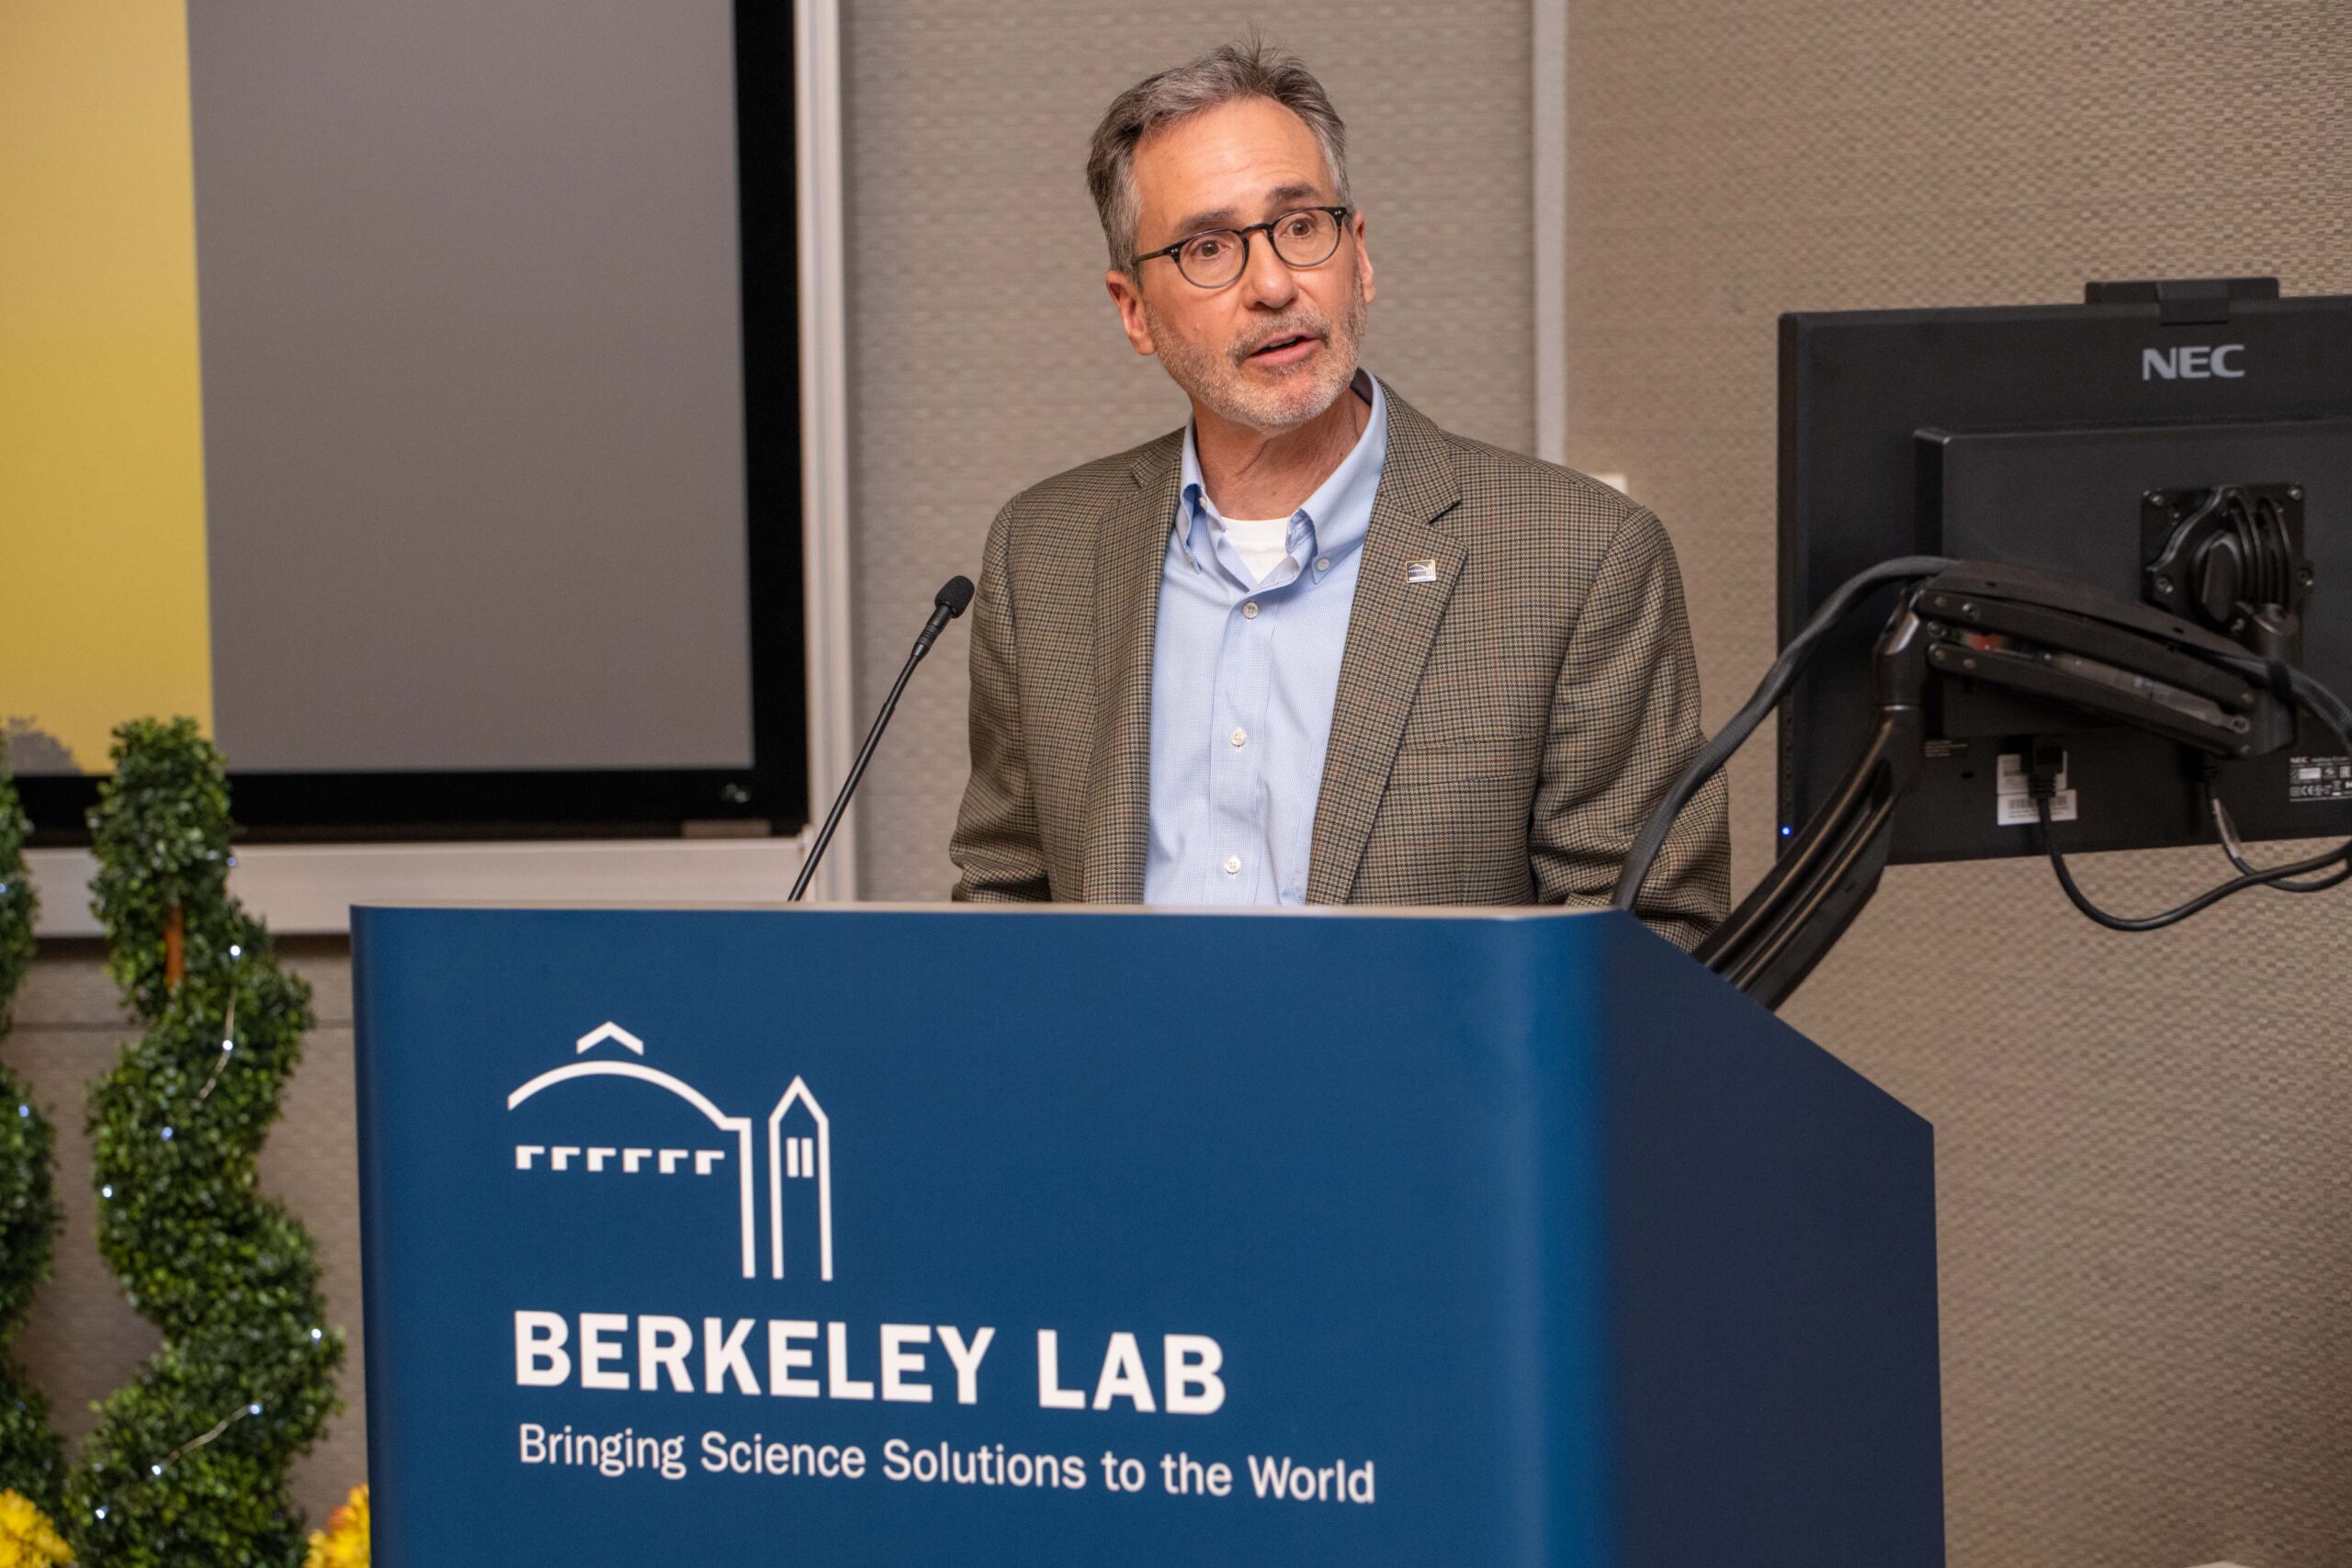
[1778,291,2352,863]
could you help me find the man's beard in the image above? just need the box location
[1145,265,1371,436]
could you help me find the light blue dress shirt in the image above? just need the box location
[1144,370,1388,906]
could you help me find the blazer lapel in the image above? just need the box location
[1306,387,1465,904]
[1083,434,1182,901]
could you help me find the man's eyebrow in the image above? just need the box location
[1161,184,1332,243]
[1163,206,1239,241]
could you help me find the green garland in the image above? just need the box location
[63,718,344,1567]
[0,741,66,1512]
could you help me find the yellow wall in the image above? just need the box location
[0,0,209,773]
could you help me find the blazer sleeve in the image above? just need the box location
[949,500,1054,902]
[1529,504,1732,949]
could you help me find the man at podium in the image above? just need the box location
[950,39,1728,949]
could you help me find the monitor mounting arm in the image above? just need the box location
[1693,561,2302,1010]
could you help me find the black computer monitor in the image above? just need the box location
[1779,280,2352,863]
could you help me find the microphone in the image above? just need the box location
[911,573,976,660]
[789,575,975,901]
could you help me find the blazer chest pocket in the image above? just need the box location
[1385,739,1538,789]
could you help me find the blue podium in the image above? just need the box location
[353,905,1941,1565]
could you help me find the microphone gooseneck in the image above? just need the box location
[789,576,976,901]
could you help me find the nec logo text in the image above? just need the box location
[2143,344,2245,380]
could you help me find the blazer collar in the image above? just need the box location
[1305,380,1465,903]
[1082,430,1182,901]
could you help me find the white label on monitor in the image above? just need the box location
[2289,754,2352,804]
[1996,751,2078,825]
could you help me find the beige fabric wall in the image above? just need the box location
[1561,3,2352,1564]
[841,1,1535,900]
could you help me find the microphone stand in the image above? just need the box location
[789,576,974,901]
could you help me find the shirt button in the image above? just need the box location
[1315,557,1330,572]
[1223,855,1242,876]
[1241,600,1260,619]
[1229,727,1248,748]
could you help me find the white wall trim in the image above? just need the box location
[795,0,859,901]
[1532,0,1569,466]
[24,837,815,940]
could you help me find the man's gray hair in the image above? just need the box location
[1086,39,1351,275]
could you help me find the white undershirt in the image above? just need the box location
[1216,514,1295,585]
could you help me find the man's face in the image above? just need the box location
[1107,96,1374,435]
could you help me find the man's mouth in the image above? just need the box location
[1245,331,1321,366]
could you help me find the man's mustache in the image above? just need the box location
[1230,319,1331,364]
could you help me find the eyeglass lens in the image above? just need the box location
[1177,209,1342,288]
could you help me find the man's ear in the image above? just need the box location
[1105,270,1157,357]
[1351,210,1375,308]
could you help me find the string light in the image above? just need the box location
[195,967,242,1105]
[144,1397,266,1479]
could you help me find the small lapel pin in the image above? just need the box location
[1406,558,1438,584]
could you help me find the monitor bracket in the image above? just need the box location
[2143,484,2312,662]
[1697,560,2301,1007]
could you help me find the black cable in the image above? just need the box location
[2228,491,2259,611]
[2255,493,2289,607]
[2038,796,2352,931]
[2222,653,2352,897]
[1611,555,1955,911]
[2036,657,2352,928]
[2211,795,2352,892]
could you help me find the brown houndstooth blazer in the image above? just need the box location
[948,378,1731,949]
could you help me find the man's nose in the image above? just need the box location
[1238,231,1299,310]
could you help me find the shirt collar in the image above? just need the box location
[1174,367,1386,572]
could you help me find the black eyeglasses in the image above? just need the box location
[1130,205,1353,289]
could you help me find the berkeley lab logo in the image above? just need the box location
[507,1021,832,1282]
